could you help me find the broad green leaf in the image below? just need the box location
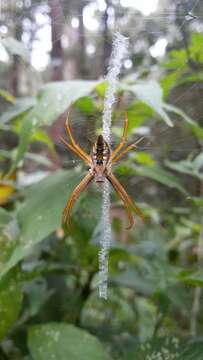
[189,196,203,208]
[125,337,203,360]
[28,323,112,360]
[0,208,12,226]
[161,71,181,98]
[112,268,157,295]
[0,150,11,159]
[31,80,98,126]
[179,341,203,359]
[133,152,155,166]
[95,81,108,97]
[178,271,203,287]
[164,49,187,69]
[75,96,98,115]
[163,103,203,140]
[25,153,53,167]
[0,89,16,104]
[0,270,23,340]
[178,72,203,85]
[127,101,153,132]
[136,297,157,342]
[0,97,36,124]
[17,170,78,243]
[9,81,97,172]
[124,337,181,360]
[124,337,182,360]
[193,152,203,170]
[125,81,173,126]
[166,159,203,180]
[1,37,29,62]
[190,33,203,63]
[81,287,136,332]
[31,129,55,153]
[163,103,193,125]
[24,278,54,317]
[133,164,188,195]
[0,170,84,279]
[7,118,34,176]
[0,219,20,271]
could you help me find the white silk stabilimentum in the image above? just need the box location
[99,33,129,299]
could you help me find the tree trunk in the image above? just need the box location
[50,0,63,81]
[77,3,88,78]
[102,0,112,75]
[12,9,22,96]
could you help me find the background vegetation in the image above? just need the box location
[0,0,203,359]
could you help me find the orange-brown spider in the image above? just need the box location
[61,112,144,229]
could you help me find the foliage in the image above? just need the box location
[0,16,203,360]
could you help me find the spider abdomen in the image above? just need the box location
[92,135,110,166]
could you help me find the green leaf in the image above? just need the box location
[125,337,203,360]
[0,89,16,104]
[31,129,55,153]
[134,164,188,195]
[178,271,203,287]
[0,208,12,226]
[112,268,157,295]
[133,152,155,166]
[190,33,203,63]
[0,97,36,124]
[24,278,54,317]
[31,80,98,126]
[95,81,108,97]
[178,73,203,84]
[189,196,203,208]
[163,103,203,140]
[25,153,53,167]
[166,159,203,181]
[125,81,174,126]
[161,71,181,98]
[179,341,203,359]
[0,170,84,279]
[164,49,187,69]
[75,96,98,115]
[163,103,193,124]
[193,152,203,170]
[136,297,157,342]
[7,118,34,176]
[28,323,112,360]
[9,81,97,172]
[0,270,23,340]
[1,37,29,62]
[124,337,182,360]
[127,101,153,132]
[17,170,76,243]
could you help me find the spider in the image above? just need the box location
[61,111,145,229]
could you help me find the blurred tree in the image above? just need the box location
[102,0,112,74]
[50,0,64,80]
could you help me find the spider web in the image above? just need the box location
[7,0,201,205]
[1,0,202,300]
[1,1,200,180]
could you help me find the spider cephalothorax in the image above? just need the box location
[61,111,144,229]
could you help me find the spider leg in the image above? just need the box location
[112,137,145,164]
[110,113,129,161]
[62,171,94,227]
[107,172,144,229]
[60,136,90,165]
[65,111,91,164]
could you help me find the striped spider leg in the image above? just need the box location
[61,111,144,229]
